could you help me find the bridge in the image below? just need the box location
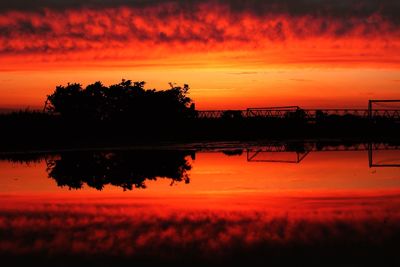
[197,108,400,121]
[197,100,400,121]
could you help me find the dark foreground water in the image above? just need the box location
[1,142,400,266]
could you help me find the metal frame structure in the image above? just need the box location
[197,100,400,121]
[246,106,300,118]
[368,100,400,121]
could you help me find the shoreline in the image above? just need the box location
[1,138,399,155]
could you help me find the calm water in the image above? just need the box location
[1,142,400,266]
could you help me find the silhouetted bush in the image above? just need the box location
[44,80,196,122]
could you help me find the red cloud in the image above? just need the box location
[0,4,399,67]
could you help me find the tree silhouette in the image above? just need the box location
[44,80,195,122]
[45,83,83,118]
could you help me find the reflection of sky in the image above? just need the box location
[1,194,400,265]
[1,151,399,195]
[1,151,400,264]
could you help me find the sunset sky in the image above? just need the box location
[1,0,400,110]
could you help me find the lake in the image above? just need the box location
[1,142,400,266]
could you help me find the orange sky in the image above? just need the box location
[1,1,400,109]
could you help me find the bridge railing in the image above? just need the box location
[197,108,400,121]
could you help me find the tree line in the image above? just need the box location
[44,80,196,122]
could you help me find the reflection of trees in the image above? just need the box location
[0,153,47,165]
[222,149,243,156]
[45,151,193,191]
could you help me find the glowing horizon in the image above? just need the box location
[1,0,400,109]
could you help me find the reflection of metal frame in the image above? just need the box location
[246,149,310,163]
[368,143,400,167]
[246,143,312,163]
[246,142,400,167]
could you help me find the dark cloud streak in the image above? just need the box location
[0,0,400,22]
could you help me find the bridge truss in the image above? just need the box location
[197,101,400,121]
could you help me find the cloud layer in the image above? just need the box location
[1,0,400,21]
[0,0,399,66]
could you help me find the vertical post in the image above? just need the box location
[368,100,372,122]
[368,142,373,168]
[43,98,49,113]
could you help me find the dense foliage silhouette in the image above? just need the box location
[44,80,196,122]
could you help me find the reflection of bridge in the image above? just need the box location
[198,108,400,121]
[246,143,400,167]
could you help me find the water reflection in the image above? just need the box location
[0,141,399,192]
[2,199,400,266]
[45,150,193,191]
[1,142,400,266]
[246,141,400,167]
